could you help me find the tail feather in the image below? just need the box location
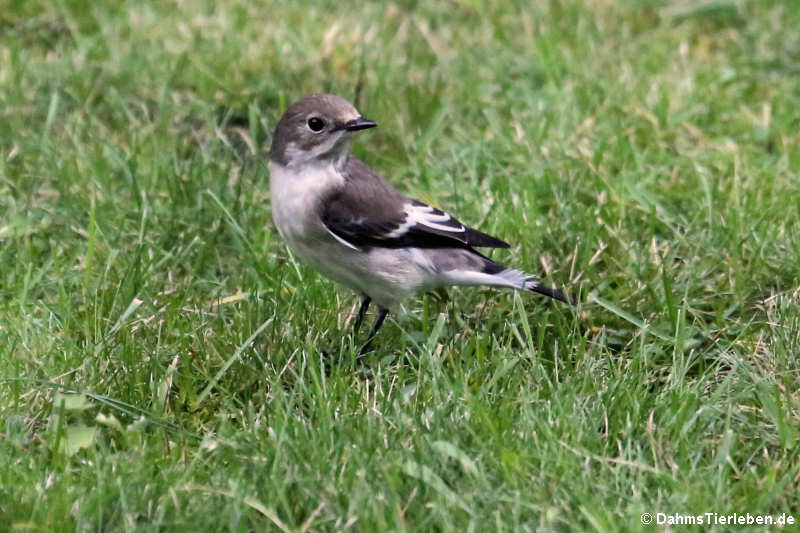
[493,268,570,304]
[426,249,571,304]
[523,279,570,304]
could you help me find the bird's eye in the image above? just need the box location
[307,117,326,132]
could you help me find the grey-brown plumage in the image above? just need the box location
[268,94,568,353]
[322,156,510,250]
[270,94,372,166]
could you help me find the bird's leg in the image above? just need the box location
[353,296,372,334]
[359,307,389,355]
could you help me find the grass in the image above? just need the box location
[1,0,799,531]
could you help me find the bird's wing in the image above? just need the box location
[321,156,509,250]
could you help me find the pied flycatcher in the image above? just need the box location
[269,94,568,352]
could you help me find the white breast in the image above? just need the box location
[269,160,365,291]
[268,160,434,309]
[269,160,344,243]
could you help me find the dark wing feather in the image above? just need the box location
[322,156,509,250]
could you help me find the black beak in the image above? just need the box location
[344,117,378,131]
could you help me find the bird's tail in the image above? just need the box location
[489,267,570,304]
[433,249,571,304]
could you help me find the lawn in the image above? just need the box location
[1,0,799,531]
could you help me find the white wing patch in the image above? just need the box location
[384,202,465,238]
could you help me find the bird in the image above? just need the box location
[269,94,569,354]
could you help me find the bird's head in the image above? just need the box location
[269,94,377,168]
